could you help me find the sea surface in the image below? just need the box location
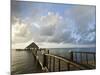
[11,50,42,74]
[11,47,96,74]
[48,47,95,57]
[48,47,96,62]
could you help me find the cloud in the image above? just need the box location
[39,12,62,36]
[30,9,96,45]
[64,5,96,32]
[12,18,32,44]
[11,2,96,48]
[25,12,62,43]
[62,5,96,44]
[12,12,62,44]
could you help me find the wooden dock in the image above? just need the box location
[25,48,96,72]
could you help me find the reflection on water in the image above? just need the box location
[11,50,42,74]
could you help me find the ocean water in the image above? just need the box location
[11,50,42,74]
[48,47,95,56]
[48,47,96,62]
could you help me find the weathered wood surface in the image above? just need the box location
[30,48,96,72]
[44,54,88,72]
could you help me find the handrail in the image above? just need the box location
[44,53,87,71]
[30,48,96,72]
[45,54,79,67]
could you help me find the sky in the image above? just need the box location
[11,1,96,49]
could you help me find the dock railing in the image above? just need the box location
[42,53,87,72]
[28,48,96,72]
[70,51,96,68]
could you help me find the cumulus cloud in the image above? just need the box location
[12,19,32,44]
[39,12,62,36]
[28,12,63,42]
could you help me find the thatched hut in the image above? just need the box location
[25,42,39,49]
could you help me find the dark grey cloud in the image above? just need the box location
[40,26,56,36]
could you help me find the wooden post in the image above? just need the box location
[75,53,77,62]
[43,54,46,67]
[46,56,48,69]
[80,53,82,64]
[67,63,70,71]
[58,59,60,71]
[49,56,51,72]
[48,50,49,54]
[70,51,73,61]
[86,53,88,64]
[53,57,55,72]
[93,53,96,64]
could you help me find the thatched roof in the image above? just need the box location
[25,42,39,49]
